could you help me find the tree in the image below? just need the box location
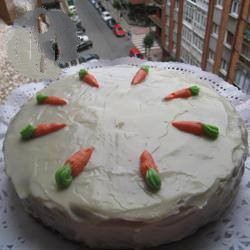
[113,0,122,21]
[143,33,154,59]
[113,0,121,8]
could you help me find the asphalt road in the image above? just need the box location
[75,0,133,60]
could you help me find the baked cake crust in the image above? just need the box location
[4,66,248,248]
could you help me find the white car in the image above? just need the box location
[101,11,112,22]
[71,15,81,23]
[78,35,90,43]
[68,5,76,15]
[90,0,96,4]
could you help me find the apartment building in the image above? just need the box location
[149,0,250,93]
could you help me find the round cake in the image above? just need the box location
[4,65,248,249]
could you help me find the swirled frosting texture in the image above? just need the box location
[4,66,248,223]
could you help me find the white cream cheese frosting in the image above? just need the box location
[4,65,248,248]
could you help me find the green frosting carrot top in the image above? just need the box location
[36,94,48,104]
[141,65,149,73]
[20,124,36,140]
[202,124,219,139]
[79,69,88,79]
[189,85,200,96]
[55,165,73,189]
[145,168,161,192]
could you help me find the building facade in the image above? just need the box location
[149,0,250,93]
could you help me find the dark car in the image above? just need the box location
[76,29,85,36]
[77,40,93,51]
[78,56,86,64]
[76,21,86,33]
[58,62,70,68]
[107,18,117,29]
[70,59,78,66]
[82,53,100,62]
[98,4,106,14]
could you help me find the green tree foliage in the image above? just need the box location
[143,33,154,59]
[113,0,122,10]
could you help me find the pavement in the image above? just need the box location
[75,0,134,60]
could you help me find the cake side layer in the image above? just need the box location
[4,65,248,223]
[20,151,246,249]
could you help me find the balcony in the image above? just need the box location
[148,14,162,28]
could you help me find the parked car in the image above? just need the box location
[76,21,86,33]
[113,24,126,37]
[107,18,117,29]
[58,56,86,68]
[97,4,106,14]
[78,56,86,64]
[94,2,100,9]
[78,34,91,43]
[101,11,112,22]
[90,0,96,4]
[77,40,93,51]
[58,62,70,68]
[76,29,85,36]
[71,15,81,23]
[82,53,100,62]
[129,47,144,59]
[70,59,77,66]
[68,5,76,15]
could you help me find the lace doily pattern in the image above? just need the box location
[0,59,249,250]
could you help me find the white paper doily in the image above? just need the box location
[0,58,249,250]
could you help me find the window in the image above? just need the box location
[231,0,240,16]
[181,47,190,63]
[241,42,250,59]
[235,69,250,93]
[225,30,234,47]
[182,26,192,44]
[175,0,179,10]
[194,10,206,31]
[208,50,215,62]
[184,2,193,23]
[216,0,223,7]
[220,59,228,74]
[212,23,219,37]
[193,34,203,51]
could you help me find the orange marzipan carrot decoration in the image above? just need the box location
[164,88,192,100]
[172,121,203,136]
[83,74,99,88]
[131,66,149,85]
[140,150,159,177]
[37,94,67,105]
[79,69,99,88]
[34,123,66,137]
[43,96,67,105]
[65,147,94,177]
[164,86,200,101]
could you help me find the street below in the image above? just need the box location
[75,0,134,60]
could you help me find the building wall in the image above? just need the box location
[154,0,249,93]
